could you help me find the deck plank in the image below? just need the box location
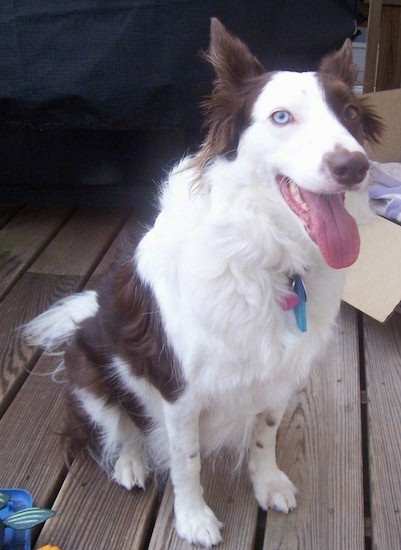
[364,313,401,549]
[0,205,74,300]
[28,205,130,276]
[84,204,153,290]
[148,460,258,550]
[0,352,66,501]
[263,304,364,549]
[35,456,158,550]
[0,204,23,229]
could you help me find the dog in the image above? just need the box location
[24,19,382,547]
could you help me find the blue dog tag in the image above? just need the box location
[292,275,307,332]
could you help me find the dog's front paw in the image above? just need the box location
[175,504,223,547]
[252,469,297,513]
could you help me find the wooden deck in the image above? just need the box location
[1,202,401,549]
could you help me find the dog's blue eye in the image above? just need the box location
[271,111,293,125]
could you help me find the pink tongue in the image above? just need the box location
[301,191,360,269]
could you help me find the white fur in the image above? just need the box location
[25,71,368,547]
[251,73,367,195]
[23,290,98,354]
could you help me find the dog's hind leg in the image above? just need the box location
[248,404,297,513]
[73,387,149,490]
[111,416,149,490]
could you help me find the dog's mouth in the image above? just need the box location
[277,175,360,269]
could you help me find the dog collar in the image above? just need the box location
[281,275,307,333]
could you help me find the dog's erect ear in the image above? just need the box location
[189,19,267,184]
[204,18,265,88]
[360,98,385,145]
[319,39,359,88]
[319,39,384,145]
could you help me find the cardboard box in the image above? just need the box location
[343,88,401,322]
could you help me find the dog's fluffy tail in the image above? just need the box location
[23,290,99,354]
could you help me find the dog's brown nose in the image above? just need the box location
[326,149,369,186]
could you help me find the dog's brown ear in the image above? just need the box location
[360,97,385,145]
[204,18,265,88]
[190,19,267,185]
[320,39,359,88]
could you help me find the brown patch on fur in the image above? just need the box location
[319,40,384,146]
[104,238,186,401]
[320,39,359,88]
[256,440,264,449]
[62,389,94,465]
[359,97,385,146]
[189,19,270,189]
[62,320,151,464]
[62,230,186,461]
[265,414,276,427]
[61,386,143,468]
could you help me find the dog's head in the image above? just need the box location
[197,18,384,269]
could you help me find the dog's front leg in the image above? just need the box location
[249,405,297,513]
[163,400,223,547]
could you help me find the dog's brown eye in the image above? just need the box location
[343,105,359,121]
[271,110,293,125]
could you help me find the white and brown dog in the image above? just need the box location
[25,19,382,547]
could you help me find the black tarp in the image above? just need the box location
[0,1,358,129]
[0,1,359,203]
